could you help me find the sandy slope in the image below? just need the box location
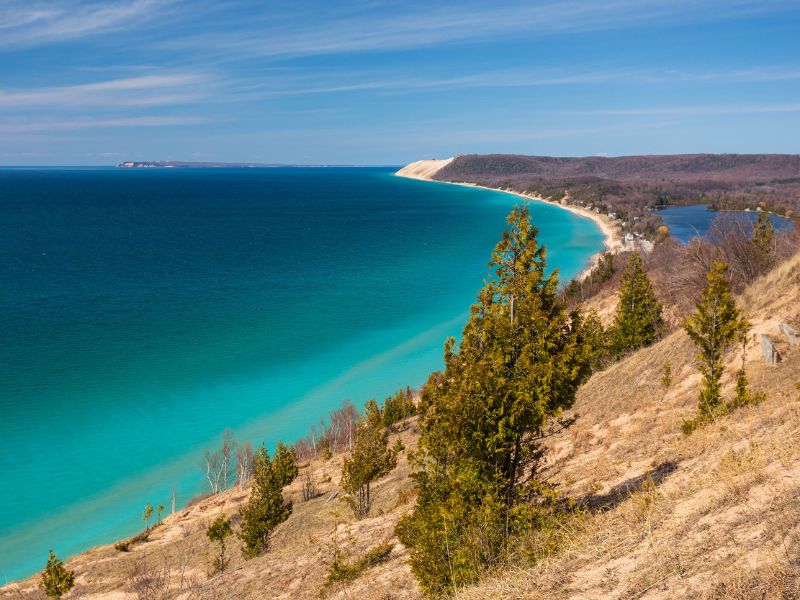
[458,252,800,599]
[394,158,454,180]
[4,251,798,599]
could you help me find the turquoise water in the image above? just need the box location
[0,167,604,581]
[657,204,792,243]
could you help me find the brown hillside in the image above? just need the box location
[434,154,800,227]
[459,251,800,599]
[3,251,799,600]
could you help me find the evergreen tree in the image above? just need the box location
[684,261,749,420]
[341,399,398,518]
[582,308,607,370]
[272,441,299,488]
[609,251,663,356]
[729,334,764,409]
[661,362,672,389]
[752,211,774,270]
[239,445,294,558]
[382,386,416,428]
[396,207,593,595]
[207,514,233,573]
[40,550,74,599]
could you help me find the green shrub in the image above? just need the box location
[239,445,295,558]
[40,550,74,599]
[608,251,663,357]
[207,514,233,574]
[382,387,416,428]
[341,400,398,519]
[324,542,394,587]
[684,261,749,420]
[661,362,672,389]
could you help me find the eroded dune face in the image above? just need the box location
[395,157,454,180]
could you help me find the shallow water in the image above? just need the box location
[0,167,604,581]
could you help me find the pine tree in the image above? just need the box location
[729,334,764,409]
[272,441,299,488]
[239,445,294,558]
[609,251,663,356]
[684,261,749,421]
[396,206,592,595]
[752,211,774,271]
[582,308,607,370]
[207,514,233,573]
[40,550,74,599]
[341,399,398,518]
[382,387,416,428]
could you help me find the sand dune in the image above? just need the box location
[394,157,454,180]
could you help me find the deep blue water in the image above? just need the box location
[657,204,791,243]
[0,167,604,581]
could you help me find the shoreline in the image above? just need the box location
[395,162,624,282]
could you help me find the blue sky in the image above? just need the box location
[1,0,799,165]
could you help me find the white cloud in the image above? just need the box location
[566,103,800,116]
[161,0,797,60]
[0,116,207,133]
[218,65,800,102]
[0,0,172,48]
[0,74,209,109]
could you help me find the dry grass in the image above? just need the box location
[455,250,800,599]
[3,251,799,600]
[0,424,423,600]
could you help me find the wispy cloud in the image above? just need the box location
[2,0,795,57]
[231,68,629,100]
[0,0,171,48]
[0,116,208,133]
[638,66,800,84]
[161,0,798,61]
[216,64,800,103]
[0,74,210,109]
[566,103,800,116]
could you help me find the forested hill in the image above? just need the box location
[436,153,800,181]
[433,153,800,221]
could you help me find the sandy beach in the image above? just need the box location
[396,159,625,280]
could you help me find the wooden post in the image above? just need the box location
[779,323,798,347]
[761,335,779,365]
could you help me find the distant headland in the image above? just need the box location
[117,161,365,168]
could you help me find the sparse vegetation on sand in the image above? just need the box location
[2,205,799,599]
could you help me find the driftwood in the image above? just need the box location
[779,322,798,346]
[762,335,780,365]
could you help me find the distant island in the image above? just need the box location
[118,161,368,168]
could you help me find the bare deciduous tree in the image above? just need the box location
[201,449,223,494]
[220,429,236,491]
[301,469,318,501]
[294,400,359,461]
[129,557,171,600]
[200,430,240,494]
[236,441,254,489]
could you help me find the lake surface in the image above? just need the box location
[657,204,791,243]
[0,167,604,581]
